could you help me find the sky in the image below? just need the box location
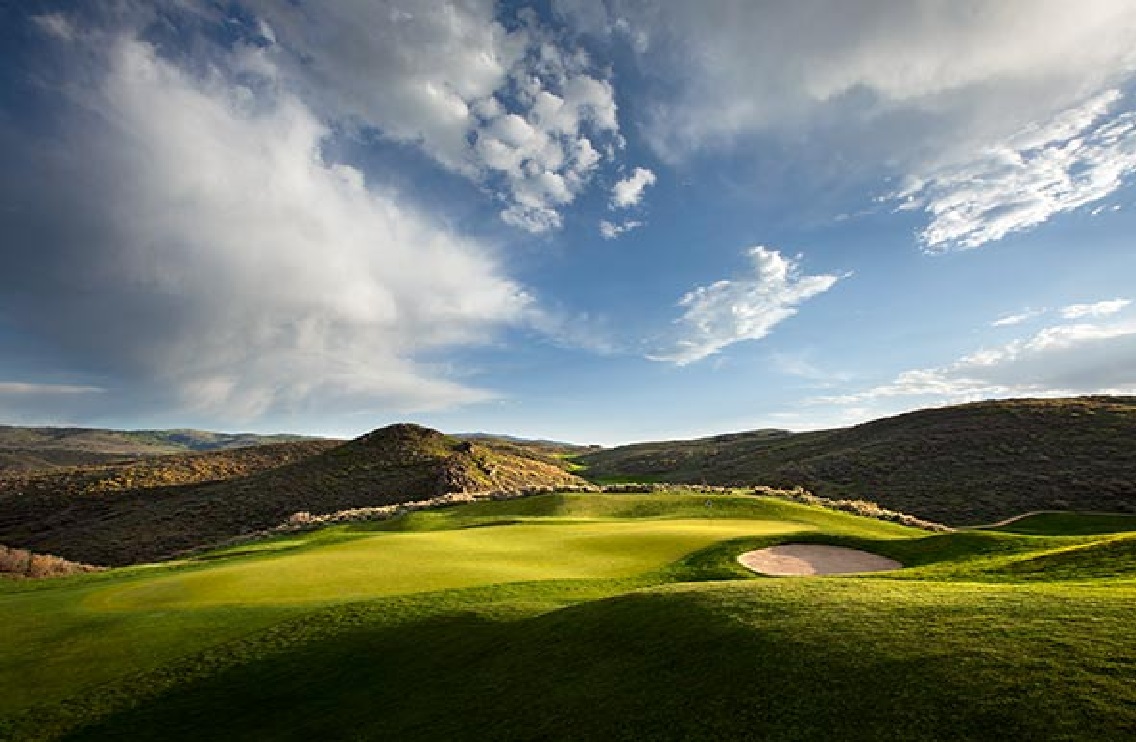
[1,0,1136,445]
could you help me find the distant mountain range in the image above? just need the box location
[0,425,328,471]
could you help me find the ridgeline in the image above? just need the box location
[577,396,1136,524]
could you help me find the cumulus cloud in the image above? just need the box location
[0,25,532,423]
[1060,298,1130,319]
[247,1,621,232]
[891,91,1136,251]
[649,247,840,365]
[610,166,656,208]
[822,315,1136,405]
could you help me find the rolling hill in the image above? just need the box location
[577,396,1136,524]
[0,424,587,566]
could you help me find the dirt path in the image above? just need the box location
[737,544,902,576]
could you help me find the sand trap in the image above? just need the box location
[737,544,902,576]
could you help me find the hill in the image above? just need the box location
[577,396,1136,524]
[1,492,1133,741]
[0,425,328,472]
[0,439,341,502]
[0,424,587,566]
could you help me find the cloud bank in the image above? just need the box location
[561,1,1136,248]
[0,20,533,423]
[823,304,1136,405]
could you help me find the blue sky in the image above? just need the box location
[2,1,1136,445]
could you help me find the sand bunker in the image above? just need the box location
[737,544,902,576]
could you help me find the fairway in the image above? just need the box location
[88,518,801,609]
[4,492,1135,742]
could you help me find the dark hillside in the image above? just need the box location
[0,439,340,502]
[579,397,1136,524]
[0,424,586,565]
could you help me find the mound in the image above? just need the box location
[0,424,587,566]
[579,396,1136,524]
[737,544,902,575]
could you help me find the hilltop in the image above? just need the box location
[0,425,328,472]
[578,396,1136,524]
[0,424,586,566]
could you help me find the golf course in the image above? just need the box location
[3,492,1135,741]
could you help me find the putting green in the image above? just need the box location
[87,519,802,610]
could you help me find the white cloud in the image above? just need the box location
[1060,298,1130,319]
[891,91,1136,251]
[991,309,1046,327]
[31,13,76,41]
[577,1,1136,160]
[598,219,643,239]
[4,32,532,422]
[650,247,840,365]
[822,315,1136,405]
[610,166,656,208]
[0,383,104,395]
[246,1,621,232]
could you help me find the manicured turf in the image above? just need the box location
[88,519,800,610]
[3,493,1134,741]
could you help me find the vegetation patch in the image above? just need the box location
[2,492,1134,741]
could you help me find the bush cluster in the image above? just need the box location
[765,486,953,531]
[0,544,103,579]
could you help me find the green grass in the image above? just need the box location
[86,519,799,610]
[3,492,1135,741]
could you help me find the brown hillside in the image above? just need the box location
[0,424,586,566]
[578,396,1136,525]
[0,439,341,502]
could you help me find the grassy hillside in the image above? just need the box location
[0,424,586,566]
[578,396,1136,524]
[457,434,597,472]
[0,425,329,472]
[0,492,1132,741]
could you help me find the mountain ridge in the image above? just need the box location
[577,396,1136,523]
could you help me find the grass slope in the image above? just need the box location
[2,492,1134,741]
[577,396,1136,524]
